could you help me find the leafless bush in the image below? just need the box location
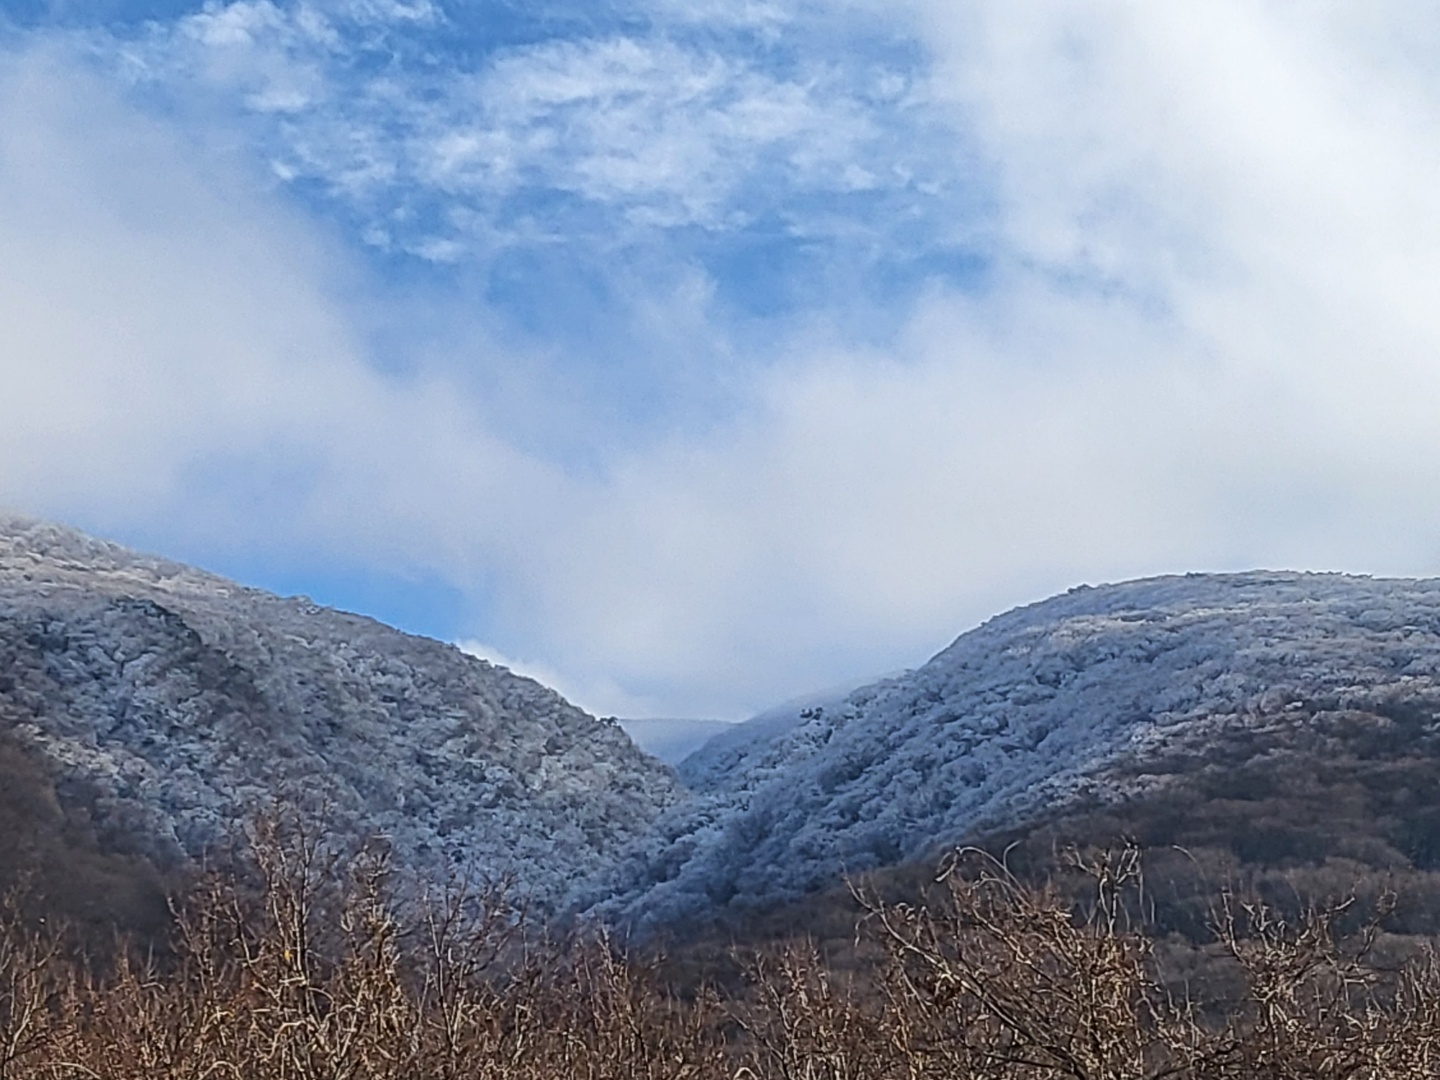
[852,845,1207,1078]
[731,940,887,1080]
[836,846,1440,1079]
[4,827,1440,1079]
[0,888,67,1080]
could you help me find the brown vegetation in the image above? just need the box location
[3,821,1440,1079]
[0,731,170,949]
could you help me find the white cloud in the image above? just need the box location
[454,640,652,719]
[13,4,1440,725]
[470,0,1440,715]
[640,0,793,33]
[0,43,562,575]
[443,36,890,227]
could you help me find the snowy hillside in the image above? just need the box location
[11,516,1440,932]
[602,572,1440,926]
[676,675,898,792]
[0,516,680,908]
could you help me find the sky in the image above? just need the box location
[4,1,1440,720]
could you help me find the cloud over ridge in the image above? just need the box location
[4,2,1440,718]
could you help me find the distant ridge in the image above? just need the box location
[617,718,735,766]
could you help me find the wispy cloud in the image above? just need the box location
[92,0,962,267]
[429,37,883,227]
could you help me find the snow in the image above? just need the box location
[10,513,1440,931]
[0,515,681,910]
[597,571,1440,926]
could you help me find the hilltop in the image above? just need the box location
[605,571,1440,927]
[0,515,680,930]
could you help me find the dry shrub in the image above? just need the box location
[733,845,1440,1079]
[4,826,1440,1079]
[731,941,888,1080]
[0,889,69,1080]
[857,846,1209,1078]
[0,812,730,1080]
[856,847,1440,1079]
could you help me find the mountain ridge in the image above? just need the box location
[9,514,1440,940]
[0,514,681,913]
[600,570,1440,926]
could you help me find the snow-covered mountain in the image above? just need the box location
[602,572,1440,926]
[0,516,680,909]
[10,515,1440,934]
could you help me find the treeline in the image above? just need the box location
[4,827,1440,1078]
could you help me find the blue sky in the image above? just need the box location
[5,1,1440,718]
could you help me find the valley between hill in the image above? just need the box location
[7,515,1440,949]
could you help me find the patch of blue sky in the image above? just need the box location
[74,1,979,287]
[135,525,476,640]
[132,448,481,640]
[432,0,636,56]
[472,244,747,440]
[0,0,204,31]
[691,208,991,323]
[216,557,474,640]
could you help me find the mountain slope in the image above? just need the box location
[12,518,1440,936]
[604,572,1440,926]
[0,516,681,910]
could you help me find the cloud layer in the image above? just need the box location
[5,2,1440,719]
